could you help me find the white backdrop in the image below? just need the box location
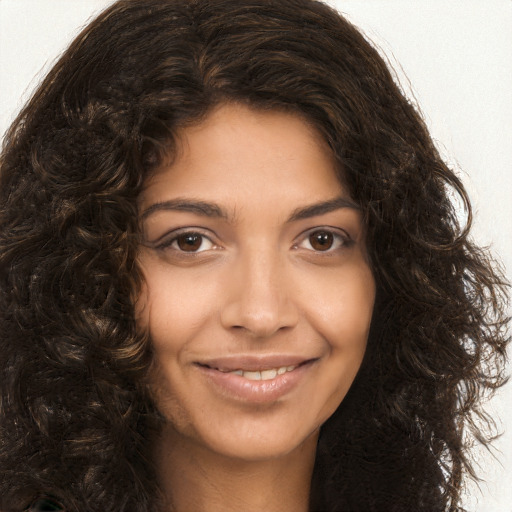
[1,1,511,510]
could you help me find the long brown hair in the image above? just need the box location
[0,1,509,510]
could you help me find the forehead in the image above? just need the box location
[140,103,346,211]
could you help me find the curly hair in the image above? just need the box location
[0,0,509,510]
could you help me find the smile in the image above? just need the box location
[195,358,316,403]
[215,365,298,381]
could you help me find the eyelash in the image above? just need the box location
[151,227,353,255]
[293,227,353,253]
[154,229,217,254]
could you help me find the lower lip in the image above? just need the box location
[195,362,314,404]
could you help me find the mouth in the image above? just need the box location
[197,362,305,381]
[194,357,318,403]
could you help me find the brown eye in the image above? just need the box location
[154,230,216,254]
[295,228,351,253]
[176,233,204,252]
[309,230,334,251]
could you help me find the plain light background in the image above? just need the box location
[1,1,511,510]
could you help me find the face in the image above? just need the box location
[137,103,375,461]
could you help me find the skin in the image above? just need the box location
[136,103,376,512]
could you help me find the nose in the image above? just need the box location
[220,248,299,338]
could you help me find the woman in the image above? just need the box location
[0,0,509,511]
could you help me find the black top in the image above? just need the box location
[28,499,64,512]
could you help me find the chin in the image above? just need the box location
[204,427,320,462]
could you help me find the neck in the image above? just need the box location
[154,425,319,512]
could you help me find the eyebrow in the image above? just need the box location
[140,198,229,220]
[287,196,360,222]
[140,196,359,222]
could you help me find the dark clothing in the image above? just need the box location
[28,499,64,512]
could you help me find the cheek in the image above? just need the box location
[297,263,375,416]
[136,261,220,348]
[302,263,375,350]
[135,262,226,428]
[135,270,216,433]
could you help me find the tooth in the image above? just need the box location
[230,370,243,376]
[260,369,277,380]
[277,366,287,375]
[286,365,296,372]
[243,370,262,381]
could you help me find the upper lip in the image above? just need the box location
[196,355,317,372]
